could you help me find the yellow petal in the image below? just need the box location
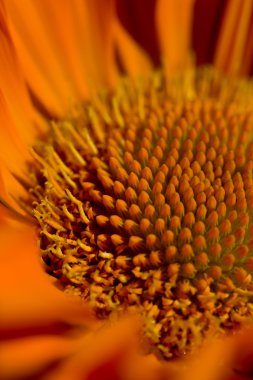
[214,0,253,75]
[156,0,195,75]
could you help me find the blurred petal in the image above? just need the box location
[0,1,42,144]
[214,0,253,75]
[240,11,253,76]
[177,338,232,380]
[44,316,140,380]
[114,19,153,77]
[116,0,160,65]
[0,94,33,212]
[156,0,195,74]
[192,0,226,65]
[5,0,118,116]
[0,223,91,330]
[0,164,8,222]
[220,327,253,380]
[0,335,76,380]
[173,327,253,380]
[0,93,30,170]
[122,353,177,380]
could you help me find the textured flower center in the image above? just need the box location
[25,67,253,359]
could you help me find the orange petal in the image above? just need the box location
[0,164,8,222]
[116,0,160,65]
[0,335,76,380]
[227,327,253,379]
[122,353,177,380]
[175,327,253,380]
[0,223,91,330]
[156,0,195,75]
[239,12,253,76]
[0,94,32,210]
[0,3,42,144]
[5,0,118,116]
[214,0,253,76]
[192,0,226,65]
[113,19,153,77]
[41,316,140,380]
[177,338,233,380]
[0,93,30,169]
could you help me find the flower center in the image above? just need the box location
[25,67,253,359]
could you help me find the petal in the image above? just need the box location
[116,0,160,65]
[176,338,233,380]
[239,12,253,76]
[156,0,195,75]
[0,94,32,209]
[122,353,177,380]
[214,0,253,76]
[0,2,42,144]
[5,0,118,116]
[114,19,153,77]
[42,316,141,380]
[192,0,226,65]
[175,327,253,380]
[0,93,30,169]
[0,335,76,380]
[0,223,91,330]
[0,164,8,222]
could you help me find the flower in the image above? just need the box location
[1,0,253,379]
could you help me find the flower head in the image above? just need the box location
[23,66,253,361]
[1,0,253,379]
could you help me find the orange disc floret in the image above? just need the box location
[195,252,209,267]
[165,246,177,262]
[180,244,194,260]
[209,266,222,280]
[222,254,235,269]
[146,234,157,249]
[161,230,174,245]
[181,263,196,278]
[139,218,151,233]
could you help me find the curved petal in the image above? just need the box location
[241,12,253,76]
[113,19,153,77]
[0,94,33,210]
[5,0,118,116]
[0,335,76,380]
[174,327,253,380]
[0,1,42,144]
[0,93,30,168]
[42,316,141,380]
[0,223,92,330]
[0,2,46,209]
[214,0,253,76]
[192,0,226,66]
[156,0,195,75]
[227,328,253,379]
[116,0,160,66]
[0,164,8,222]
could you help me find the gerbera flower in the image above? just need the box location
[1,0,253,379]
